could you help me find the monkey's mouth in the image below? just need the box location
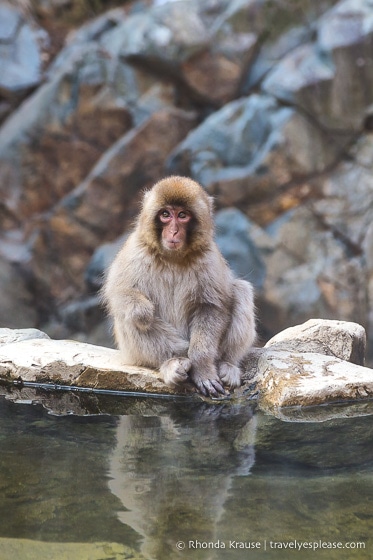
[163,239,183,250]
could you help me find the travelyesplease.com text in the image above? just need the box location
[176,539,366,551]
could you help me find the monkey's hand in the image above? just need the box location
[218,362,242,389]
[160,357,191,386]
[190,363,226,398]
[131,297,155,332]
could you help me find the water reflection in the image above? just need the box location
[0,386,372,560]
[108,404,256,559]
[106,401,373,560]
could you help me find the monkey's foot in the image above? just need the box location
[194,377,226,398]
[160,357,191,386]
[191,368,226,398]
[218,362,242,389]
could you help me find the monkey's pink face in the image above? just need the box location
[159,205,192,251]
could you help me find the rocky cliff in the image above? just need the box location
[1,0,372,356]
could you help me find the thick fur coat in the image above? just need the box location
[103,176,256,396]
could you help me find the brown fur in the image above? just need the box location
[103,176,256,397]
[138,176,214,264]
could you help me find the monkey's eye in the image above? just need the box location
[178,211,191,221]
[159,210,171,222]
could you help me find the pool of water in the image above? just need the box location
[0,385,372,560]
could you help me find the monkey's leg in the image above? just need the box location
[188,305,228,397]
[218,279,256,388]
[115,317,189,372]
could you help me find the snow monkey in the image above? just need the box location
[103,176,256,397]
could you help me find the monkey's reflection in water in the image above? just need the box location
[108,403,256,559]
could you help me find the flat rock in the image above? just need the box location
[0,336,194,395]
[256,349,373,411]
[0,319,373,412]
[0,328,49,346]
[265,318,366,365]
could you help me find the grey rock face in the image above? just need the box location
[215,208,266,289]
[0,257,37,329]
[168,94,341,211]
[0,3,48,120]
[1,0,373,354]
[263,0,373,132]
[258,206,366,336]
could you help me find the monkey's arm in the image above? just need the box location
[114,288,155,332]
[188,304,227,397]
[108,287,189,367]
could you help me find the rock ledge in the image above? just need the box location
[0,319,372,411]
